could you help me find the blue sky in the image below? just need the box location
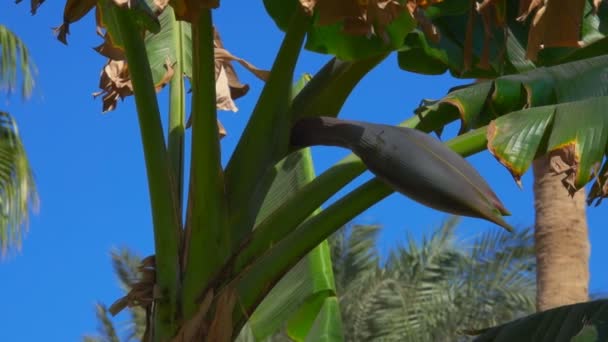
[1,2,607,341]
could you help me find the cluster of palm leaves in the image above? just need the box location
[85,217,535,342]
[0,25,38,257]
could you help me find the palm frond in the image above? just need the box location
[334,217,536,341]
[111,247,143,291]
[0,111,37,257]
[0,25,35,97]
[83,303,121,342]
[85,248,147,342]
[330,224,382,293]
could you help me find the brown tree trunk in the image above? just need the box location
[532,155,590,311]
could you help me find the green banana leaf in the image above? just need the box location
[263,0,416,61]
[471,299,608,342]
[243,76,343,342]
[416,54,608,201]
[245,148,342,341]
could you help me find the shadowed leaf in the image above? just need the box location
[472,299,608,342]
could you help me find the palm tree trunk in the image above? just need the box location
[532,155,590,311]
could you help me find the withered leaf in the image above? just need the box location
[313,0,408,39]
[549,144,579,196]
[171,0,220,22]
[541,0,585,48]
[207,288,237,342]
[412,5,440,43]
[94,35,126,61]
[108,255,157,316]
[517,0,543,21]
[520,0,585,60]
[593,0,603,13]
[15,0,46,14]
[299,0,317,15]
[93,57,174,112]
[171,289,214,342]
[53,0,97,45]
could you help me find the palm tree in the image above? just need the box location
[0,24,38,257]
[532,157,589,311]
[330,217,536,341]
[87,217,535,342]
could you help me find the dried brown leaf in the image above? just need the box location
[171,0,220,22]
[525,3,547,60]
[207,288,237,342]
[463,0,475,71]
[593,0,603,13]
[541,0,585,48]
[549,144,579,196]
[314,0,407,39]
[53,0,97,45]
[414,0,444,8]
[154,0,170,10]
[300,0,317,15]
[93,60,132,112]
[15,0,46,14]
[316,0,362,26]
[476,0,499,12]
[171,290,214,342]
[205,28,269,114]
[517,0,543,21]
[94,36,126,61]
[93,58,174,112]
[109,255,157,316]
[478,5,493,70]
[413,7,440,43]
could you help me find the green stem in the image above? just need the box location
[181,9,228,319]
[113,7,181,341]
[232,126,489,322]
[224,7,310,250]
[168,10,186,213]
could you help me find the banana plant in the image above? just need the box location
[19,0,607,341]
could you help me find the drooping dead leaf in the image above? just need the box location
[207,287,237,342]
[53,0,97,45]
[213,28,269,103]
[548,144,579,195]
[93,60,132,112]
[109,255,157,316]
[93,57,174,112]
[593,0,603,13]
[171,289,215,342]
[411,5,440,43]
[414,0,444,8]
[517,0,543,21]
[155,0,170,11]
[185,29,269,135]
[310,0,409,39]
[15,0,46,14]
[519,0,585,60]
[541,0,585,47]
[463,0,475,71]
[94,35,127,61]
[477,3,494,70]
[300,0,317,15]
[170,0,220,22]
[476,0,499,12]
